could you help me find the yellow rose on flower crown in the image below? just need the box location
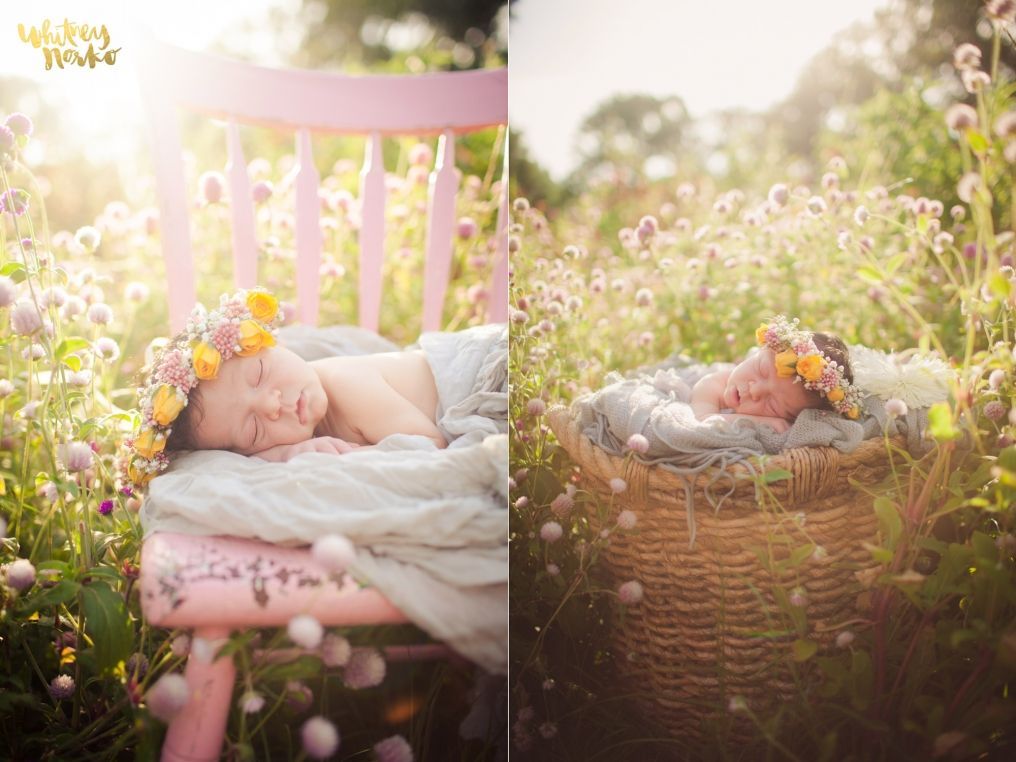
[775,350,799,378]
[236,320,276,357]
[246,290,279,322]
[192,342,222,380]
[151,384,185,426]
[796,355,826,382]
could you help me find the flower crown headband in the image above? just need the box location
[120,288,280,488]
[755,315,863,420]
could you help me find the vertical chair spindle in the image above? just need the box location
[225,120,258,289]
[358,132,387,332]
[489,142,510,323]
[294,129,322,326]
[138,92,196,334]
[422,129,459,332]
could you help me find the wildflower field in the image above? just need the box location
[510,9,1016,762]
[0,101,506,758]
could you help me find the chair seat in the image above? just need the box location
[140,532,408,629]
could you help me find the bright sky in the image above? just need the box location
[0,0,286,166]
[511,0,894,180]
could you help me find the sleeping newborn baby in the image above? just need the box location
[122,288,507,486]
[690,316,862,433]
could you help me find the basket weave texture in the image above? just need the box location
[548,406,899,738]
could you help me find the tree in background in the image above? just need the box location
[568,94,697,189]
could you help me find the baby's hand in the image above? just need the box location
[253,437,360,462]
[287,437,361,457]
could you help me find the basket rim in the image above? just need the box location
[547,404,905,492]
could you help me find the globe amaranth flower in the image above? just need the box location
[86,302,113,325]
[301,716,340,760]
[321,633,351,667]
[626,433,649,453]
[49,674,75,699]
[146,673,191,723]
[287,614,324,649]
[617,510,638,530]
[953,43,982,70]
[238,690,266,714]
[9,300,42,336]
[58,441,93,473]
[374,734,413,762]
[988,0,1016,25]
[4,113,32,137]
[311,534,355,572]
[526,398,546,416]
[124,281,150,302]
[550,493,574,517]
[962,69,991,94]
[74,225,101,254]
[343,648,386,689]
[609,477,627,494]
[618,580,644,605]
[456,216,478,240]
[946,104,978,132]
[199,171,225,204]
[835,630,855,648]
[98,499,114,515]
[0,275,16,308]
[984,400,1008,421]
[0,125,13,155]
[5,558,37,591]
[0,189,29,216]
[95,337,120,362]
[539,521,563,543]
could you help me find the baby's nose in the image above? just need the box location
[261,388,282,421]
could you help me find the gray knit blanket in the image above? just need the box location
[574,355,931,546]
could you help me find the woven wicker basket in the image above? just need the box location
[548,406,900,739]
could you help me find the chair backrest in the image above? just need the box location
[128,21,508,335]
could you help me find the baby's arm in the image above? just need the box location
[690,370,729,419]
[252,437,361,462]
[343,374,447,448]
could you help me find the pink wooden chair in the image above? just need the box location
[128,20,507,762]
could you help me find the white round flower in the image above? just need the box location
[287,614,324,649]
[540,521,563,543]
[86,302,113,326]
[238,690,265,714]
[343,647,386,689]
[311,534,356,573]
[618,580,644,605]
[374,734,413,762]
[146,673,190,723]
[301,716,340,760]
[321,633,351,667]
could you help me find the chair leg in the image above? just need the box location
[161,627,236,762]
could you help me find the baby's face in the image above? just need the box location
[188,346,328,454]
[722,348,818,420]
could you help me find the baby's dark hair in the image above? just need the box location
[810,332,853,410]
[134,333,206,453]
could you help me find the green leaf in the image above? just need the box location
[80,581,133,676]
[18,580,81,615]
[763,468,792,484]
[965,128,989,154]
[916,215,929,235]
[928,402,960,442]
[55,338,90,361]
[0,262,26,281]
[989,273,1013,300]
[884,253,908,274]
[863,541,894,564]
[857,265,883,284]
[788,543,816,567]
[873,497,903,547]
[792,638,818,662]
[64,354,82,372]
[970,531,998,563]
